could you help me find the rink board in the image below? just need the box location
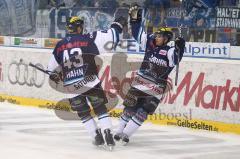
[0,46,240,134]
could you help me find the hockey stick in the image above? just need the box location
[29,63,52,75]
[175,0,184,86]
[29,63,62,85]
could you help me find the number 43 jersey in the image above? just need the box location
[48,28,120,93]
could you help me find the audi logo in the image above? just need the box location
[8,59,45,88]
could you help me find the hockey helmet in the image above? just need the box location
[154,27,173,43]
[66,16,84,33]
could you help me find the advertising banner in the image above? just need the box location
[44,38,61,48]
[0,61,2,82]
[184,42,230,58]
[11,37,43,48]
[0,36,4,45]
[115,40,231,59]
[216,7,240,28]
[230,46,240,59]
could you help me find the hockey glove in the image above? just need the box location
[175,37,185,52]
[49,72,61,84]
[129,4,142,23]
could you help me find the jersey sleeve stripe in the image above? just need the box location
[137,26,144,44]
[111,28,118,49]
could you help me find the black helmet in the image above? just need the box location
[154,27,173,43]
[66,16,84,33]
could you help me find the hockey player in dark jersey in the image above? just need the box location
[48,16,126,150]
[114,5,185,144]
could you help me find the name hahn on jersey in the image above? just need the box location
[64,64,88,86]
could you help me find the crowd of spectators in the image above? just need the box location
[38,0,120,9]
[37,0,240,45]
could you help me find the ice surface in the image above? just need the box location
[0,102,240,159]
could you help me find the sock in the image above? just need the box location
[98,113,112,131]
[123,118,142,137]
[116,107,137,134]
[123,108,148,137]
[115,114,130,134]
[82,117,98,139]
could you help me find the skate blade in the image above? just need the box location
[94,144,114,151]
[95,144,105,150]
[120,141,129,146]
[92,141,105,148]
[104,145,114,151]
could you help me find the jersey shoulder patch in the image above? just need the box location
[100,30,108,33]
[159,49,168,56]
[85,32,97,42]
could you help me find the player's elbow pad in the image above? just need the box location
[110,16,127,34]
[111,22,123,34]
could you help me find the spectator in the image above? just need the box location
[62,0,78,8]
[44,0,64,9]
[219,0,237,6]
[170,0,181,7]
[193,15,208,28]
[118,0,145,7]
[38,0,49,9]
[75,0,95,8]
[49,0,59,7]
[144,0,170,32]
[96,0,119,13]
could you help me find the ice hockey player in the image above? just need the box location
[47,16,126,150]
[114,5,186,144]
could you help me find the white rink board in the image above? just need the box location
[0,46,240,129]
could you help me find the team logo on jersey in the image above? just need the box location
[149,55,167,67]
[159,50,167,56]
[89,32,94,39]
[67,37,71,42]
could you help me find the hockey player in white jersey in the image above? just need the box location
[114,5,185,144]
[48,16,126,150]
